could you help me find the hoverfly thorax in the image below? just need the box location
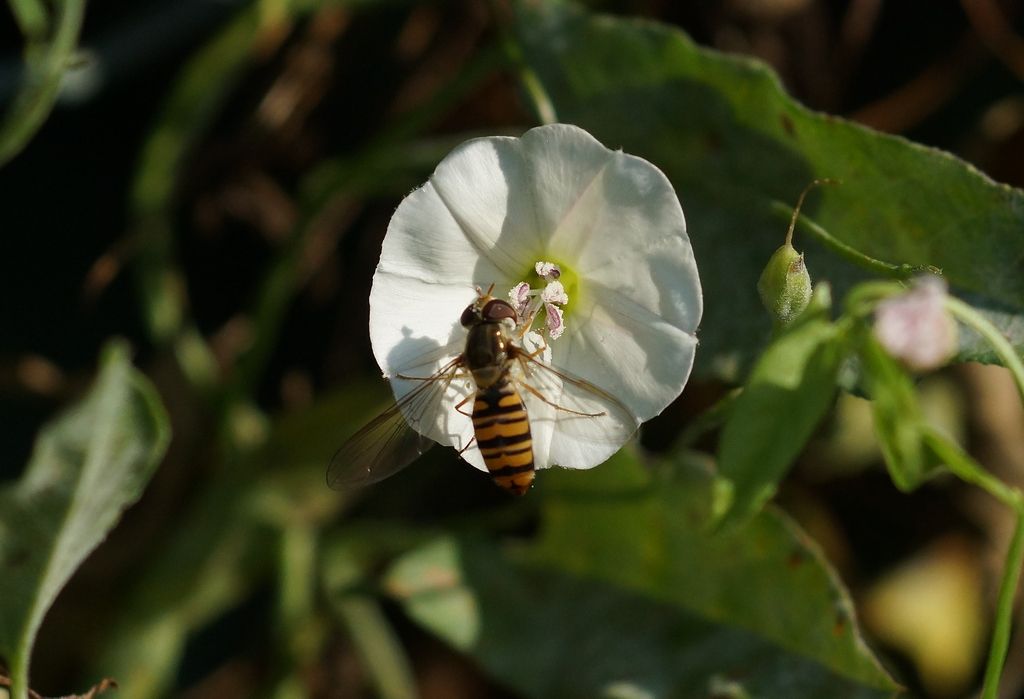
[462,296,518,389]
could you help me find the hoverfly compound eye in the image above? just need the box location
[482,299,518,323]
[460,304,478,327]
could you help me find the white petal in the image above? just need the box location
[379,181,504,286]
[370,272,472,377]
[368,272,479,459]
[518,343,641,470]
[557,153,701,335]
[519,124,618,251]
[428,136,544,279]
[566,285,699,422]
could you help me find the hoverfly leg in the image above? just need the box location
[515,309,541,339]
[454,393,474,418]
[525,335,549,359]
[457,435,477,456]
[396,372,436,381]
[519,379,605,418]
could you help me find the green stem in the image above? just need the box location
[930,295,1024,699]
[330,595,417,699]
[921,429,1024,699]
[0,0,88,166]
[842,280,905,318]
[9,635,29,699]
[769,200,938,280]
[278,524,318,660]
[8,0,48,40]
[922,429,1021,510]
[981,511,1024,699]
[946,296,1024,402]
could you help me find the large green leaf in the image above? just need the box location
[715,289,847,526]
[0,342,169,698]
[512,1,1024,378]
[386,536,899,698]
[530,450,896,692]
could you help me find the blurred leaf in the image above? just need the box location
[529,451,896,691]
[858,334,929,491]
[92,383,385,699]
[512,1,1024,378]
[715,289,847,526]
[0,342,169,698]
[386,536,899,698]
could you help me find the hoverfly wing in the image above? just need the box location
[326,357,462,490]
[512,349,641,448]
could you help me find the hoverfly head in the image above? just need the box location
[461,285,517,327]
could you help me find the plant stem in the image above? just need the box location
[946,296,1024,402]
[784,179,839,247]
[9,635,29,699]
[330,594,417,699]
[936,295,1024,699]
[0,0,88,166]
[923,429,1021,511]
[981,511,1024,699]
[8,0,48,40]
[769,200,938,280]
[921,432,1024,699]
[278,524,317,660]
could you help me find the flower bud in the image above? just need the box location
[757,179,836,328]
[873,276,958,372]
[758,242,812,327]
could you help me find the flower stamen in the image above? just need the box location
[508,261,570,340]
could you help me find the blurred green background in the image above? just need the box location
[4,1,1024,698]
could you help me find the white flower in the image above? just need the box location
[368,123,702,472]
[874,276,958,372]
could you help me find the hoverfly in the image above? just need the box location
[327,286,638,495]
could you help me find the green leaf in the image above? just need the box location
[715,290,847,526]
[512,1,1024,378]
[858,334,929,491]
[0,341,169,698]
[527,451,896,692]
[90,381,389,699]
[386,536,900,698]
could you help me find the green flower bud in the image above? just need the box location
[758,242,812,326]
[758,178,838,328]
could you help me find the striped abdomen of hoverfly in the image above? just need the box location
[462,298,534,496]
[472,376,534,496]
